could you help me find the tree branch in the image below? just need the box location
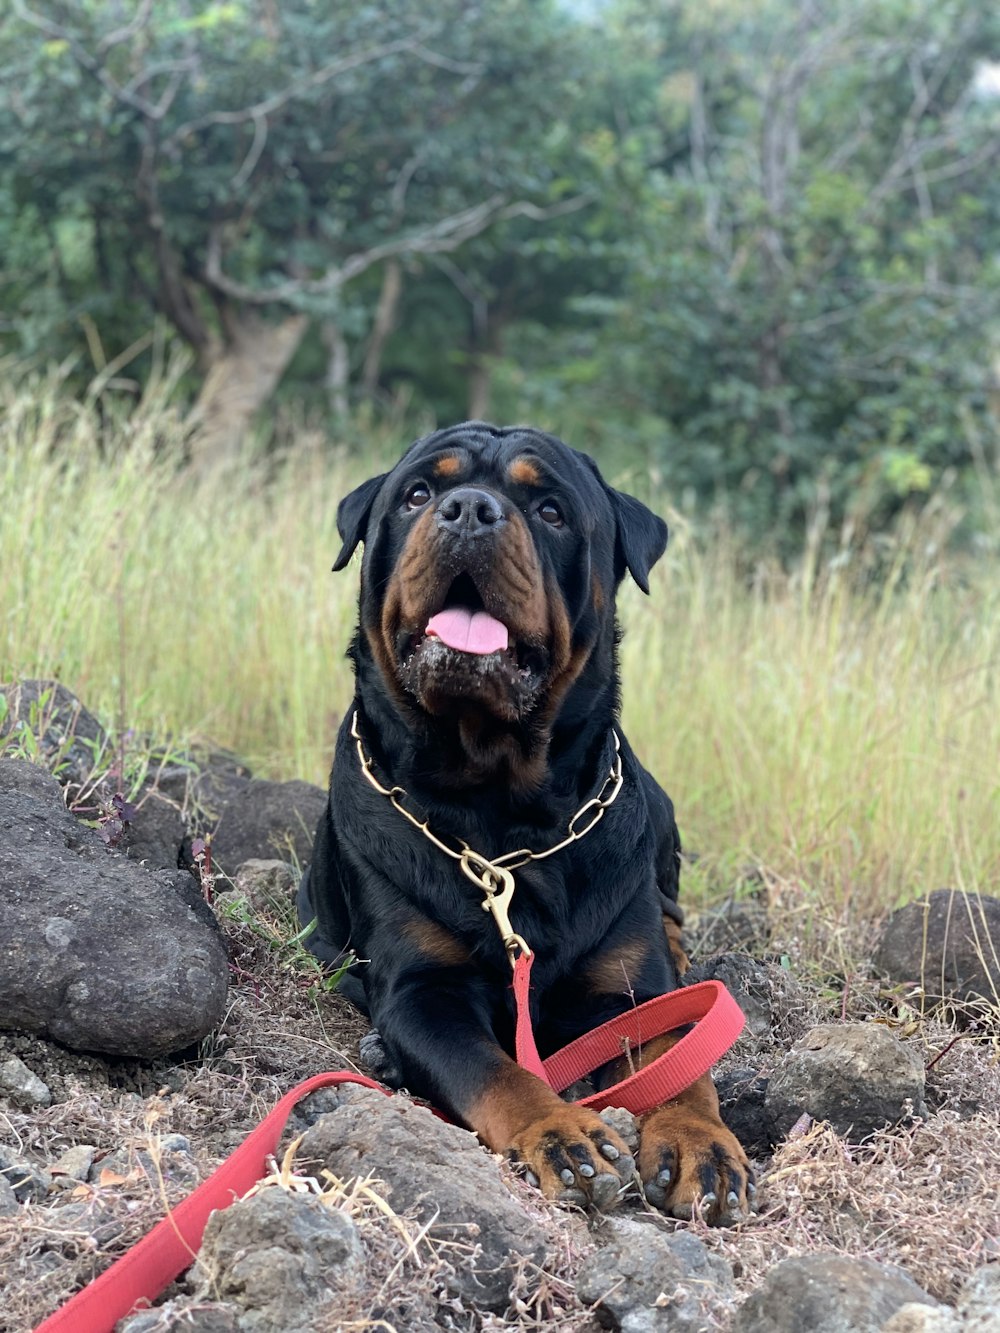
[164,36,481,153]
[203,195,591,305]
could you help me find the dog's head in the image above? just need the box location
[335,422,667,787]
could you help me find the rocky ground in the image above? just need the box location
[1,680,999,1333]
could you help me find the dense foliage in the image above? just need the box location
[1,0,998,541]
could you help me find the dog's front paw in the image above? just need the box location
[638,1105,754,1225]
[507,1105,634,1210]
[358,1028,403,1086]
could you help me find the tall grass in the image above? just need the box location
[3,367,998,912]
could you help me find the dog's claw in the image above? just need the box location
[579,1162,595,1178]
[526,1170,540,1189]
[643,1180,667,1209]
[656,1167,672,1187]
[600,1143,620,1161]
[591,1172,624,1211]
[560,1167,575,1186]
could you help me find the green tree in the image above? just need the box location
[499,0,1000,539]
[0,0,587,457]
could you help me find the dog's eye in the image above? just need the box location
[538,500,564,528]
[405,483,431,510]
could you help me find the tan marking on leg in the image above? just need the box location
[607,1030,752,1224]
[586,938,650,994]
[403,919,471,967]
[467,1059,631,1206]
[664,916,690,976]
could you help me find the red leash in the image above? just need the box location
[513,955,744,1112]
[36,970,743,1333]
[33,1072,387,1333]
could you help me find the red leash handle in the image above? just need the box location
[514,956,744,1115]
[34,1072,387,1333]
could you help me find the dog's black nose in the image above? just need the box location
[436,487,505,534]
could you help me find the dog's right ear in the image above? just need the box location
[332,473,388,571]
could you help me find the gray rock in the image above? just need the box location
[0,1145,51,1203]
[959,1264,1000,1332]
[691,896,770,956]
[683,953,775,1037]
[182,748,254,813]
[0,1173,18,1215]
[0,679,107,785]
[119,1305,239,1333]
[193,1187,364,1331]
[715,1066,775,1156]
[576,1217,734,1332]
[0,1055,52,1108]
[207,779,326,878]
[874,890,1000,1012]
[0,758,228,1058]
[765,1023,927,1141]
[90,1138,199,1191]
[733,1254,933,1333]
[228,859,297,915]
[51,1144,96,1182]
[599,1106,640,1155]
[881,1306,961,1333]
[295,1082,547,1311]
[118,789,186,870]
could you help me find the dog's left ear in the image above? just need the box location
[610,488,668,594]
[332,473,388,571]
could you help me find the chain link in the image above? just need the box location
[351,711,623,965]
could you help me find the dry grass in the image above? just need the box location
[3,368,999,1330]
[4,368,998,921]
[1,884,997,1331]
[707,1109,1000,1303]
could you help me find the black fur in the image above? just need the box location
[299,422,683,1128]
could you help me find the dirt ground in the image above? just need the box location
[2,888,999,1333]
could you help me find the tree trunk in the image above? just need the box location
[188,310,309,466]
[466,312,506,422]
[322,320,350,419]
[361,259,403,398]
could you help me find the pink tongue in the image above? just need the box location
[426,607,509,655]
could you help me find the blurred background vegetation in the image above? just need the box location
[2,0,998,908]
[3,0,999,546]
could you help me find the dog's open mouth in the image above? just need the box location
[399,573,547,715]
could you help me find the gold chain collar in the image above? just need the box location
[350,710,624,968]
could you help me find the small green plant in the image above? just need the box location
[217,894,355,998]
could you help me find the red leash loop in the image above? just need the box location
[513,952,744,1113]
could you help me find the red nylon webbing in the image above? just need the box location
[513,953,745,1116]
[512,951,547,1078]
[34,1072,387,1333]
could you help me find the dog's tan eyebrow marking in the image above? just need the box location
[432,454,463,478]
[509,456,542,486]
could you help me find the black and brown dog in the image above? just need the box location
[298,421,752,1222]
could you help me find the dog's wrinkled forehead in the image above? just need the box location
[397,422,608,513]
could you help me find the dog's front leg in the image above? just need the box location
[372,971,634,1209]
